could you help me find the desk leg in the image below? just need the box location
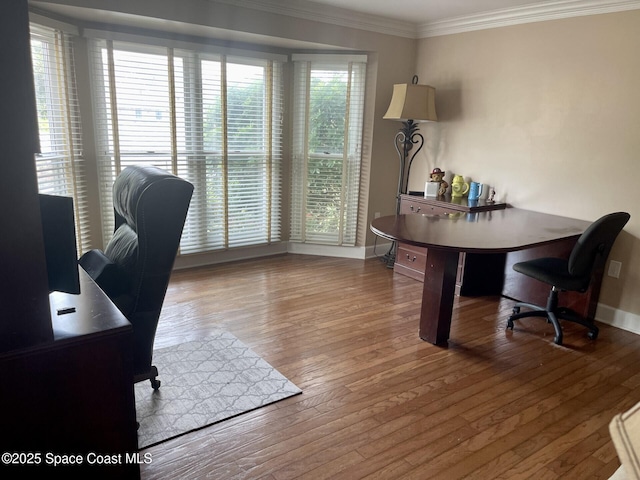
[420,249,459,345]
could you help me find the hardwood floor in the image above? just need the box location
[140,254,638,479]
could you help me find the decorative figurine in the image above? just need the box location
[487,187,496,203]
[430,168,449,196]
[450,174,470,198]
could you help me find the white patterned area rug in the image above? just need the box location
[135,330,302,449]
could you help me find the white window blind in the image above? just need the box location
[290,56,366,246]
[30,23,89,254]
[90,39,283,254]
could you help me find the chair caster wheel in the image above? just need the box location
[506,319,514,330]
[151,378,161,390]
[587,329,599,340]
[553,336,563,345]
[512,306,520,315]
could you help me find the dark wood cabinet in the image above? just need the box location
[394,194,507,296]
[0,269,140,479]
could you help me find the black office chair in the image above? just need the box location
[506,211,630,345]
[79,166,193,389]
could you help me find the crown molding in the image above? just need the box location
[419,0,640,38]
[209,0,418,39]
[209,0,640,40]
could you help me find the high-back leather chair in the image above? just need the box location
[506,211,630,345]
[79,166,193,389]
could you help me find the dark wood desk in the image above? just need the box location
[371,209,592,345]
[0,269,139,479]
[395,194,507,294]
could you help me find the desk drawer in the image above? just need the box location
[400,201,451,216]
[393,195,510,294]
[395,244,427,280]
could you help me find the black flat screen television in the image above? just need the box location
[39,194,81,295]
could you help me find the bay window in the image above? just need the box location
[30,20,367,260]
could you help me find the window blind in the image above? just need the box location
[290,57,367,246]
[29,23,90,254]
[90,39,283,254]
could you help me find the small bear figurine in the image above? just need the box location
[430,168,449,196]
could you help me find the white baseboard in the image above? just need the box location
[596,303,640,336]
[175,242,377,269]
[286,240,393,259]
[286,242,367,259]
[174,243,288,270]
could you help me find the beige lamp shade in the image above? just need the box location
[383,83,437,122]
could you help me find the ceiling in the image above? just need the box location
[29,0,640,43]
[298,0,552,24]
[209,0,640,38]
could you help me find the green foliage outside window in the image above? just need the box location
[306,73,348,235]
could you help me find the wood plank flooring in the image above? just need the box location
[140,254,638,479]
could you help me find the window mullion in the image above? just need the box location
[266,60,273,242]
[221,56,229,248]
[55,31,81,231]
[106,40,121,174]
[168,47,178,175]
[301,62,311,243]
[186,53,208,250]
[338,62,355,246]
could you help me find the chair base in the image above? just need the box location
[133,365,161,390]
[506,288,599,345]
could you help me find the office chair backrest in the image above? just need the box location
[105,165,194,316]
[568,212,630,283]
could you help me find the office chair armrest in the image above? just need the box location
[78,249,127,298]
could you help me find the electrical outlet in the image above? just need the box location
[608,260,622,278]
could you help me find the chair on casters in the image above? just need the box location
[79,166,194,389]
[506,212,630,345]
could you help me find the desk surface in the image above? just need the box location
[50,268,131,341]
[371,208,591,254]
